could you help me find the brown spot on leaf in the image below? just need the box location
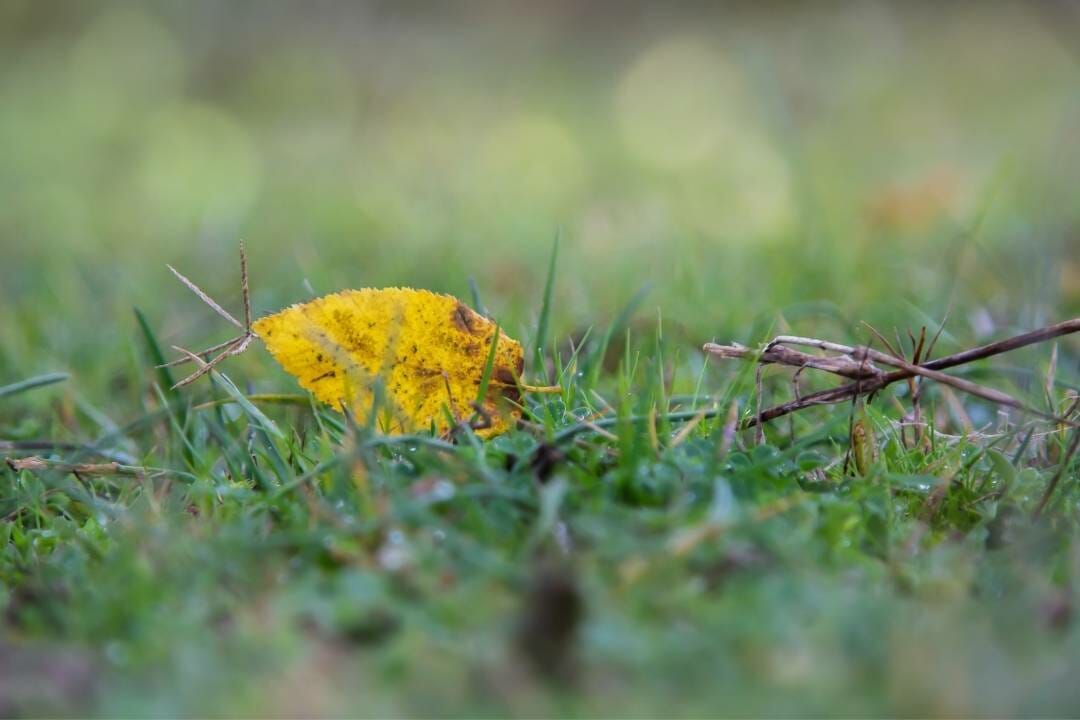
[452,303,481,335]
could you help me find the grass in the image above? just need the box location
[3,3,1080,717]
[2,241,1078,715]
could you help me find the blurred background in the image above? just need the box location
[1,0,1079,400]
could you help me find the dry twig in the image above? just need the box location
[1033,427,1080,519]
[704,317,1080,430]
[5,455,190,480]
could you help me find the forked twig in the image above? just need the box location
[704,317,1080,430]
[769,335,1070,426]
[170,337,254,388]
[157,336,243,369]
[162,241,256,388]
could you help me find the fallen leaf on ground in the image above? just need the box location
[252,288,524,436]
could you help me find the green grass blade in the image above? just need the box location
[134,307,177,394]
[532,229,560,377]
[0,372,70,400]
[135,306,194,462]
[474,323,501,408]
[208,369,285,439]
[467,277,487,316]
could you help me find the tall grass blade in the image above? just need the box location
[533,229,560,378]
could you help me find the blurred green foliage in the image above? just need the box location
[2,3,1078,383]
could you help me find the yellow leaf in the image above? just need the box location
[252,288,524,437]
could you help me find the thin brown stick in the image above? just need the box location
[1064,394,1080,421]
[924,308,951,360]
[913,326,927,364]
[240,239,252,330]
[170,346,223,388]
[754,364,765,445]
[703,342,880,381]
[167,264,243,329]
[1032,427,1080,519]
[789,368,804,441]
[158,337,241,368]
[5,455,188,479]
[860,321,902,360]
[0,441,126,460]
[718,399,739,456]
